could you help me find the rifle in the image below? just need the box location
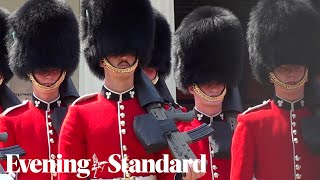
[133,67,214,168]
[0,132,25,179]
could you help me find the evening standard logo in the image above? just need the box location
[5,154,206,178]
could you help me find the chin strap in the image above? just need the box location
[102,58,138,73]
[0,76,3,86]
[193,84,227,102]
[151,72,159,85]
[269,68,308,90]
[28,71,66,91]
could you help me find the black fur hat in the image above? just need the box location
[81,0,155,79]
[173,6,245,92]
[7,0,80,80]
[148,10,172,79]
[0,8,13,83]
[247,0,320,84]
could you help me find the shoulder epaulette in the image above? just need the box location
[72,93,98,106]
[2,100,28,116]
[243,99,271,115]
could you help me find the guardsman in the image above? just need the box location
[231,0,320,179]
[0,0,80,179]
[172,6,245,180]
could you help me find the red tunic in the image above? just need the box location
[176,110,231,180]
[58,87,171,180]
[0,95,63,180]
[231,98,320,180]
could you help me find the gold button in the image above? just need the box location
[48,122,53,127]
[121,129,126,135]
[121,121,126,126]
[120,105,125,110]
[120,113,125,118]
[292,114,296,119]
[292,122,296,127]
[48,114,51,119]
[294,138,299,144]
[50,138,55,144]
[295,164,301,170]
[295,155,301,161]
[123,145,127,151]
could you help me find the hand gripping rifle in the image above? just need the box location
[133,67,214,168]
[0,132,26,179]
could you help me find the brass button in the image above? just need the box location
[213,172,219,178]
[124,154,128,159]
[212,165,217,170]
[51,154,56,159]
[292,130,297,135]
[125,172,131,178]
[49,130,54,135]
[296,173,302,179]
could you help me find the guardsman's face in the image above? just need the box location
[33,68,62,87]
[273,65,306,84]
[142,67,157,81]
[106,53,136,69]
[198,81,225,97]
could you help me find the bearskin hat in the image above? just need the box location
[0,8,12,83]
[173,6,245,92]
[311,0,320,12]
[7,0,80,80]
[147,10,172,79]
[81,0,155,79]
[247,0,320,84]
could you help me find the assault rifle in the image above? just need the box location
[133,67,214,169]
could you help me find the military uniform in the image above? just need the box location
[0,96,65,180]
[231,0,320,179]
[172,6,245,180]
[176,110,231,180]
[232,98,319,179]
[0,0,80,179]
[59,0,169,179]
[59,86,168,179]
